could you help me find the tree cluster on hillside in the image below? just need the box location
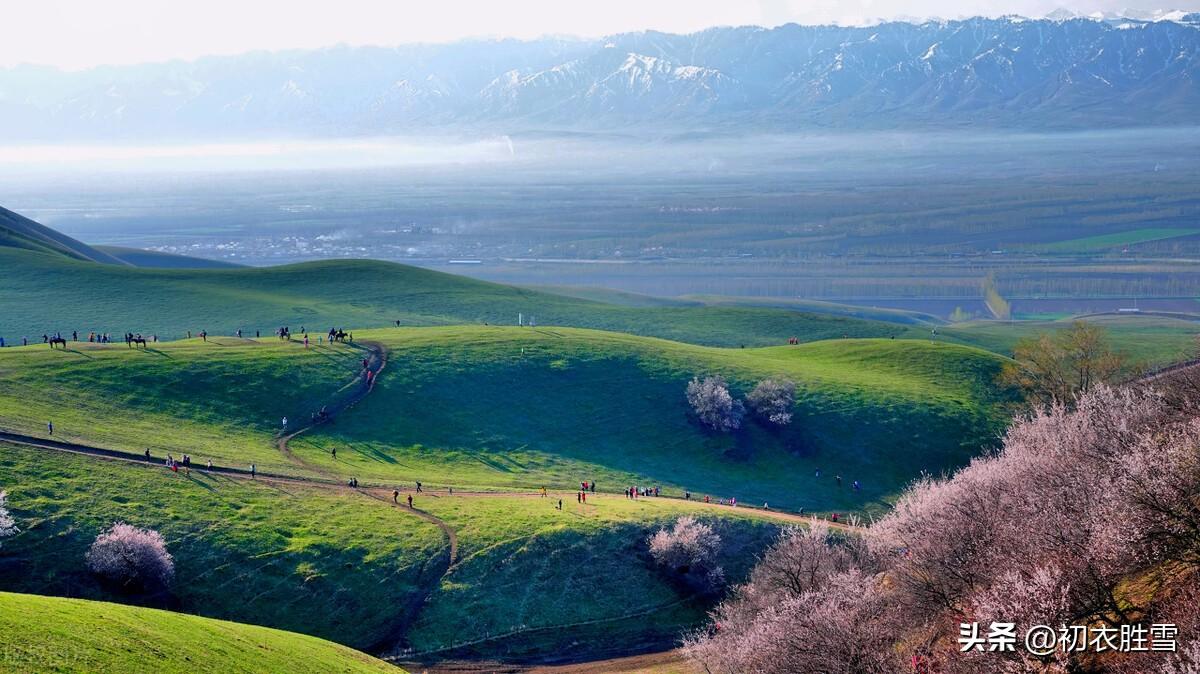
[86,522,174,593]
[687,385,1200,673]
[0,491,16,547]
[687,376,796,432]
[1000,321,1130,407]
[648,516,726,594]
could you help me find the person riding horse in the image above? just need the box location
[48,336,67,349]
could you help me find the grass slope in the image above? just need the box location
[0,205,126,265]
[0,592,404,674]
[0,442,781,661]
[405,495,778,661]
[0,442,445,650]
[0,337,372,474]
[0,247,903,348]
[291,327,1013,513]
[0,327,1011,514]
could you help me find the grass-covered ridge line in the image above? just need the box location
[0,247,903,347]
[0,592,405,674]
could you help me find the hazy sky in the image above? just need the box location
[3,0,1197,70]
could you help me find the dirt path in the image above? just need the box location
[276,339,388,473]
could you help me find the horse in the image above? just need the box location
[48,337,67,349]
[131,337,147,348]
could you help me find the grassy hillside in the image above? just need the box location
[0,336,371,474]
[0,442,780,661]
[0,205,126,265]
[0,247,903,347]
[0,327,1012,514]
[289,327,1014,513]
[0,592,404,674]
[0,442,445,650]
[404,495,778,661]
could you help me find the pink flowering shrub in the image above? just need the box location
[649,516,725,592]
[86,522,174,592]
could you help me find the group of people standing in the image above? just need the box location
[624,484,660,499]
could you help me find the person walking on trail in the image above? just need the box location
[576,492,581,504]
[393,489,400,504]
[331,447,337,460]
[590,481,596,494]
[47,421,53,436]
[407,494,413,508]
[250,464,256,478]
[207,459,213,470]
[556,499,562,510]
[581,491,587,504]
[415,481,422,493]
[540,486,547,498]
[281,417,288,431]
[144,449,151,461]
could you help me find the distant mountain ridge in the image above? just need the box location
[1,15,1198,139]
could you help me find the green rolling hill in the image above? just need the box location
[293,328,1013,513]
[0,439,780,661]
[0,246,905,347]
[0,327,1013,514]
[0,592,405,673]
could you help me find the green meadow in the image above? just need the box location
[0,592,405,674]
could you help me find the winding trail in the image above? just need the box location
[275,339,388,473]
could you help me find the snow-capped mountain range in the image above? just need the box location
[2,14,1198,140]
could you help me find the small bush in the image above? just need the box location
[686,375,744,432]
[746,379,796,426]
[86,522,174,592]
[649,516,725,593]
